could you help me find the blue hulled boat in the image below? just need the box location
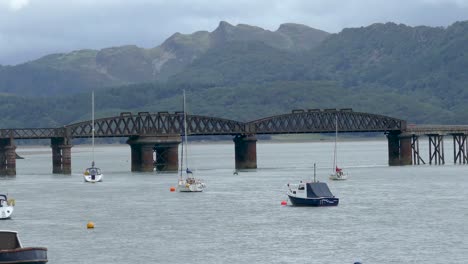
[286,164,339,207]
[0,231,48,264]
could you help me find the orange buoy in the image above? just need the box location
[281,200,287,206]
[87,221,95,229]
[170,186,176,192]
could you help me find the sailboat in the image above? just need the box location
[287,163,339,206]
[177,90,205,192]
[329,114,347,180]
[83,91,103,183]
[0,194,14,219]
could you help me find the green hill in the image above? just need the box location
[1,21,468,128]
[0,21,328,96]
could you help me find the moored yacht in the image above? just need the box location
[287,164,339,206]
[177,90,205,192]
[0,194,14,219]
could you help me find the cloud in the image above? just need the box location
[0,0,468,65]
[0,0,30,11]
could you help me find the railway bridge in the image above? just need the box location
[1,109,465,175]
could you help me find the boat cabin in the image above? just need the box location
[0,195,8,207]
[288,182,335,198]
[84,167,101,176]
[0,231,22,250]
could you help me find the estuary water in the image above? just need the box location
[1,140,467,264]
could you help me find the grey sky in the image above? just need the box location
[1,0,468,65]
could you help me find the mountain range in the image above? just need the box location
[1,20,468,128]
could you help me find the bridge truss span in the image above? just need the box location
[248,110,406,134]
[66,112,246,138]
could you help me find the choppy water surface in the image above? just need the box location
[1,140,467,264]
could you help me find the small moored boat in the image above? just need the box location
[177,90,205,192]
[287,164,339,206]
[0,230,48,264]
[83,91,103,183]
[0,194,14,219]
[83,165,103,183]
[329,114,348,181]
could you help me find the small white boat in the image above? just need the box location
[177,90,205,192]
[329,114,348,181]
[0,194,14,219]
[83,165,103,183]
[329,168,347,181]
[178,172,206,192]
[83,91,103,183]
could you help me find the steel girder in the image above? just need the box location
[0,128,64,139]
[66,113,246,138]
[248,110,405,134]
[0,110,405,139]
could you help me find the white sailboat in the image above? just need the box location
[177,90,205,192]
[83,91,103,183]
[0,194,14,219]
[329,114,347,181]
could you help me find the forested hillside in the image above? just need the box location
[1,21,467,128]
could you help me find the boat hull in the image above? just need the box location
[329,175,347,181]
[83,174,103,183]
[0,247,48,263]
[0,206,14,219]
[288,195,339,207]
[177,182,205,192]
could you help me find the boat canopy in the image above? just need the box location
[0,194,7,200]
[306,182,334,198]
[85,167,101,175]
[0,231,21,250]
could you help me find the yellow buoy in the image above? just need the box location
[87,221,95,229]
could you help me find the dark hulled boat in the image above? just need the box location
[0,231,47,264]
[287,181,339,206]
[286,163,339,207]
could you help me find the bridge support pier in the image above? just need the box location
[234,134,257,169]
[411,135,425,165]
[452,134,467,164]
[400,135,412,165]
[0,138,17,175]
[387,132,412,166]
[51,137,72,174]
[127,135,181,172]
[428,134,444,165]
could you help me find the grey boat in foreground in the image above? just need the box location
[0,231,47,264]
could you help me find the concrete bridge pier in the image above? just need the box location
[233,134,257,169]
[0,138,17,175]
[51,137,72,174]
[386,132,412,166]
[400,135,413,165]
[127,135,181,172]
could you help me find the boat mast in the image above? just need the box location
[92,91,95,167]
[332,114,338,173]
[183,90,189,174]
[313,163,316,182]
